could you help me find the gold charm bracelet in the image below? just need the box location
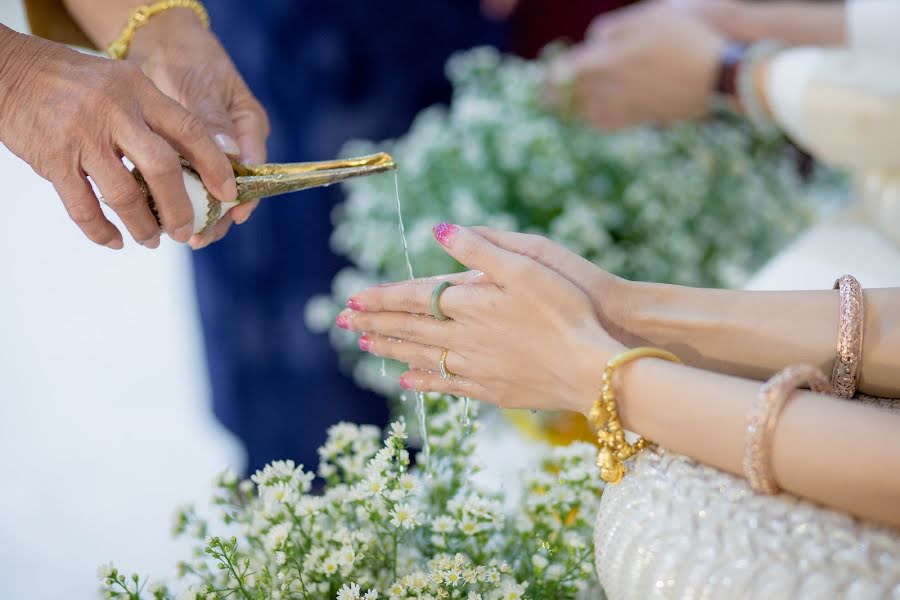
[107,0,210,60]
[590,347,682,484]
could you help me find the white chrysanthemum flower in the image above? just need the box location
[459,518,478,536]
[390,503,419,529]
[321,557,339,576]
[337,582,362,600]
[265,522,291,551]
[432,516,455,533]
[337,545,356,567]
[96,562,115,581]
[364,474,387,496]
[389,421,408,440]
[546,564,565,580]
[176,586,202,600]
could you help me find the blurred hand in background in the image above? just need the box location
[547,6,725,130]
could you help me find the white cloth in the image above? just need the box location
[847,0,900,55]
[767,48,900,170]
[766,46,900,245]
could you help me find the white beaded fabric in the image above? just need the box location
[594,450,900,600]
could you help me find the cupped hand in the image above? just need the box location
[128,10,270,249]
[338,224,625,415]
[546,7,725,130]
[0,28,236,249]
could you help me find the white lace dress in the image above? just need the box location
[593,448,900,600]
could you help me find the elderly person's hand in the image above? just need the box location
[125,8,270,249]
[547,7,725,130]
[0,25,237,249]
[337,224,626,414]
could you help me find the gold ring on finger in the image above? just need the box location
[439,348,453,381]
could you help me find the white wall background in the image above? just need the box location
[2,1,900,599]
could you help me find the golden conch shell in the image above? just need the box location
[132,152,397,235]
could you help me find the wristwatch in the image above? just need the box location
[711,42,747,113]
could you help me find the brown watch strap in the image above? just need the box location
[715,42,748,99]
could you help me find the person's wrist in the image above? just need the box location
[591,276,654,347]
[573,334,627,418]
[127,7,211,62]
[0,29,47,131]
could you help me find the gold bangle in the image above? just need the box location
[832,274,864,398]
[589,347,682,484]
[743,364,830,494]
[106,0,210,60]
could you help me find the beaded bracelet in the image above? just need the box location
[744,365,831,494]
[832,275,864,398]
[107,0,210,60]
[590,347,682,484]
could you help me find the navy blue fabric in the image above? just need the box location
[194,1,505,475]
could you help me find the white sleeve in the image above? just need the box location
[766,47,900,170]
[847,0,900,55]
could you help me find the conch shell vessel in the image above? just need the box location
[132,152,397,235]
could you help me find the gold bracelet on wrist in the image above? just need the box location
[106,0,210,60]
[589,347,682,484]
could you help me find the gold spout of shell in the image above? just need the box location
[231,152,397,203]
[131,152,397,235]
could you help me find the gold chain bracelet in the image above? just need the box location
[590,347,682,484]
[107,0,210,60]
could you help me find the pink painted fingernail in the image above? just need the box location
[433,223,458,247]
[335,313,351,330]
[347,297,365,311]
[358,335,374,352]
[399,374,413,390]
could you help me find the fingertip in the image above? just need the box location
[433,222,460,247]
[173,223,194,244]
[399,373,414,390]
[231,201,257,225]
[213,133,241,156]
[105,236,124,250]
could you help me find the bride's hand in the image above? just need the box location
[338,224,625,415]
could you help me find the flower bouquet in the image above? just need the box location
[100,396,605,599]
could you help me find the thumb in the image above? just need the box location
[432,223,533,287]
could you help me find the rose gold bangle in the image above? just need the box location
[743,365,830,494]
[832,275,864,398]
